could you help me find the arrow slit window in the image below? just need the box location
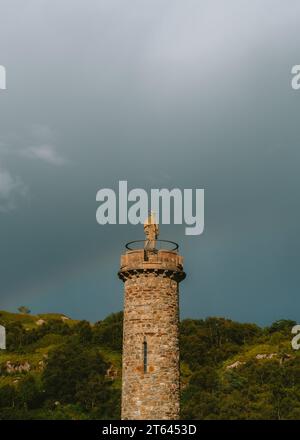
[143,339,147,373]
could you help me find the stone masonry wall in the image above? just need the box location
[121,272,180,420]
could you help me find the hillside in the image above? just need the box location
[0,311,299,419]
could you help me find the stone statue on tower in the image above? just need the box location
[144,211,159,251]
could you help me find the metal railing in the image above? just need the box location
[125,239,179,251]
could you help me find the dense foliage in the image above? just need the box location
[0,311,299,419]
[180,318,300,419]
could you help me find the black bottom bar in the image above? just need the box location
[0,420,299,438]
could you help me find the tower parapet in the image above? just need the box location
[118,245,185,282]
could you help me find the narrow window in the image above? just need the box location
[143,339,147,373]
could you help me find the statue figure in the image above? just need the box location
[144,211,159,251]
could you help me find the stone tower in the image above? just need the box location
[118,215,185,420]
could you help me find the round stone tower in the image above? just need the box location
[118,215,185,420]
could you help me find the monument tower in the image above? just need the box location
[118,214,186,419]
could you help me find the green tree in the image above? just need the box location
[93,312,123,351]
[17,376,44,410]
[43,341,108,403]
[74,320,93,344]
[18,306,31,314]
[0,385,17,409]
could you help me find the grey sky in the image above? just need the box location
[0,0,300,324]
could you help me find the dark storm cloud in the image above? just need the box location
[0,0,300,323]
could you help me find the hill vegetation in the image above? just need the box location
[0,310,299,419]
